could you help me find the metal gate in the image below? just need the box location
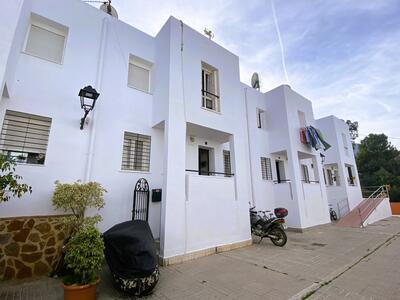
[132,178,150,221]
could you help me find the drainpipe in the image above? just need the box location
[84,17,109,182]
[244,88,256,206]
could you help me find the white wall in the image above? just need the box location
[363,198,392,226]
[0,0,163,238]
[317,116,363,212]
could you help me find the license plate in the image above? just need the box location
[282,224,288,230]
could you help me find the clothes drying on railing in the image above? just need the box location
[300,126,331,151]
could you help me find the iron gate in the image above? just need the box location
[132,178,150,221]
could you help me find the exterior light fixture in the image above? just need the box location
[320,153,326,164]
[78,85,99,130]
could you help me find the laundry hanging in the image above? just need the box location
[300,126,331,151]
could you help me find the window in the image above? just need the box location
[0,110,52,165]
[342,133,349,156]
[301,164,310,183]
[201,62,220,112]
[121,132,151,171]
[128,55,152,93]
[298,110,306,128]
[261,157,273,180]
[223,150,231,177]
[24,14,68,64]
[256,108,265,129]
[346,164,356,186]
[327,169,334,185]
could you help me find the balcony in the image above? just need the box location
[184,171,236,252]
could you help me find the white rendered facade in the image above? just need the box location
[0,0,361,262]
[316,116,363,216]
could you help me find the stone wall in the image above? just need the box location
[0,215,68,280]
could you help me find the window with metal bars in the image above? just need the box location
[121,132,151,172]
[0,110,52,165]
[260,157,273,180]
[223,150,231,176]
[301,164,310,183]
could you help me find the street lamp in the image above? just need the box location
[320,153,326,164]
[78,85,99,130]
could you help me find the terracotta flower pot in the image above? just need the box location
[63,278,100,300]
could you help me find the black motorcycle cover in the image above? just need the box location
[103,220,157,279]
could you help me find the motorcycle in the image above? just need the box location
[250,207,288,247]
[329,205,338,221]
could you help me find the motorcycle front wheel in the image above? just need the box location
[269,227,287,247]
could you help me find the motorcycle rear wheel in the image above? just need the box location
[269,227,287,247]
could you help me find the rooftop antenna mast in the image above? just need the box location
[84,0,118,18]
[204,28,214,40]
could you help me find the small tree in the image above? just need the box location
[52,180,106,235]
[346,120,359,145]
[0,154,32,202]
[63,225,104,285]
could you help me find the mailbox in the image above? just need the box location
[152,189,162,202]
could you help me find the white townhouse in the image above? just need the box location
[316,116,363,216]
[0,0,368,264]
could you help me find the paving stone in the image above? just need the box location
[0,217,399,300]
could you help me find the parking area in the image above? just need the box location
[1,217,400,300]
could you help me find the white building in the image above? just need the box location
[0,0,366,264]
[316,116,363,216]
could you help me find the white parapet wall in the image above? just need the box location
[363,198,392,227]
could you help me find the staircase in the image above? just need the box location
[336,185,390,228]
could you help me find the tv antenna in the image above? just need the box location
[84,0,118,18]
[204,28,214,40]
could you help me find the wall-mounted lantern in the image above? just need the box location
[78,85,99,130]
[320,153,326,164]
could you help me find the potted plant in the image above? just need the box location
[63,225,104,300]
[51,180,106,297]
[52,180,106,236]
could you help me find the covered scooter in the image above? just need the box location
[103,220,159,296]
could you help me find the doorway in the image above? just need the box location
[275,160,286,183]
[199,148,210,175]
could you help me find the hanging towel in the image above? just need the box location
[316,128,331,150]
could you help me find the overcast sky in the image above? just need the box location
[89,0,400,148]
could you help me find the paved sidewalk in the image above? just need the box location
[1,217,399,300]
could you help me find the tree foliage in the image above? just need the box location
[356,134,400,201]
[63,225,104,285]
[346,120,359,143]
[52,180,106,235]
[0,154,32,202]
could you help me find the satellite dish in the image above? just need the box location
[251,72,260,90]
[100,1,118,18]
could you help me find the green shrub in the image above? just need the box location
[52,180,106,234]
[0,154,32,202]
[64,225,104,285]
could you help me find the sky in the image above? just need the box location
[89,0,400,148]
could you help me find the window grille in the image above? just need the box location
[261,157,273,180]
[122,132,151,171]
[223,150,231,176]
[0,110,52,164]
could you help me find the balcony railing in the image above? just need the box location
[185,169,234,177]
[301,180,320,184]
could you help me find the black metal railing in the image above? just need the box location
[273,179,291,184]
[301,180,320,184]
[185,169,234,177]
[201,90,220,99]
